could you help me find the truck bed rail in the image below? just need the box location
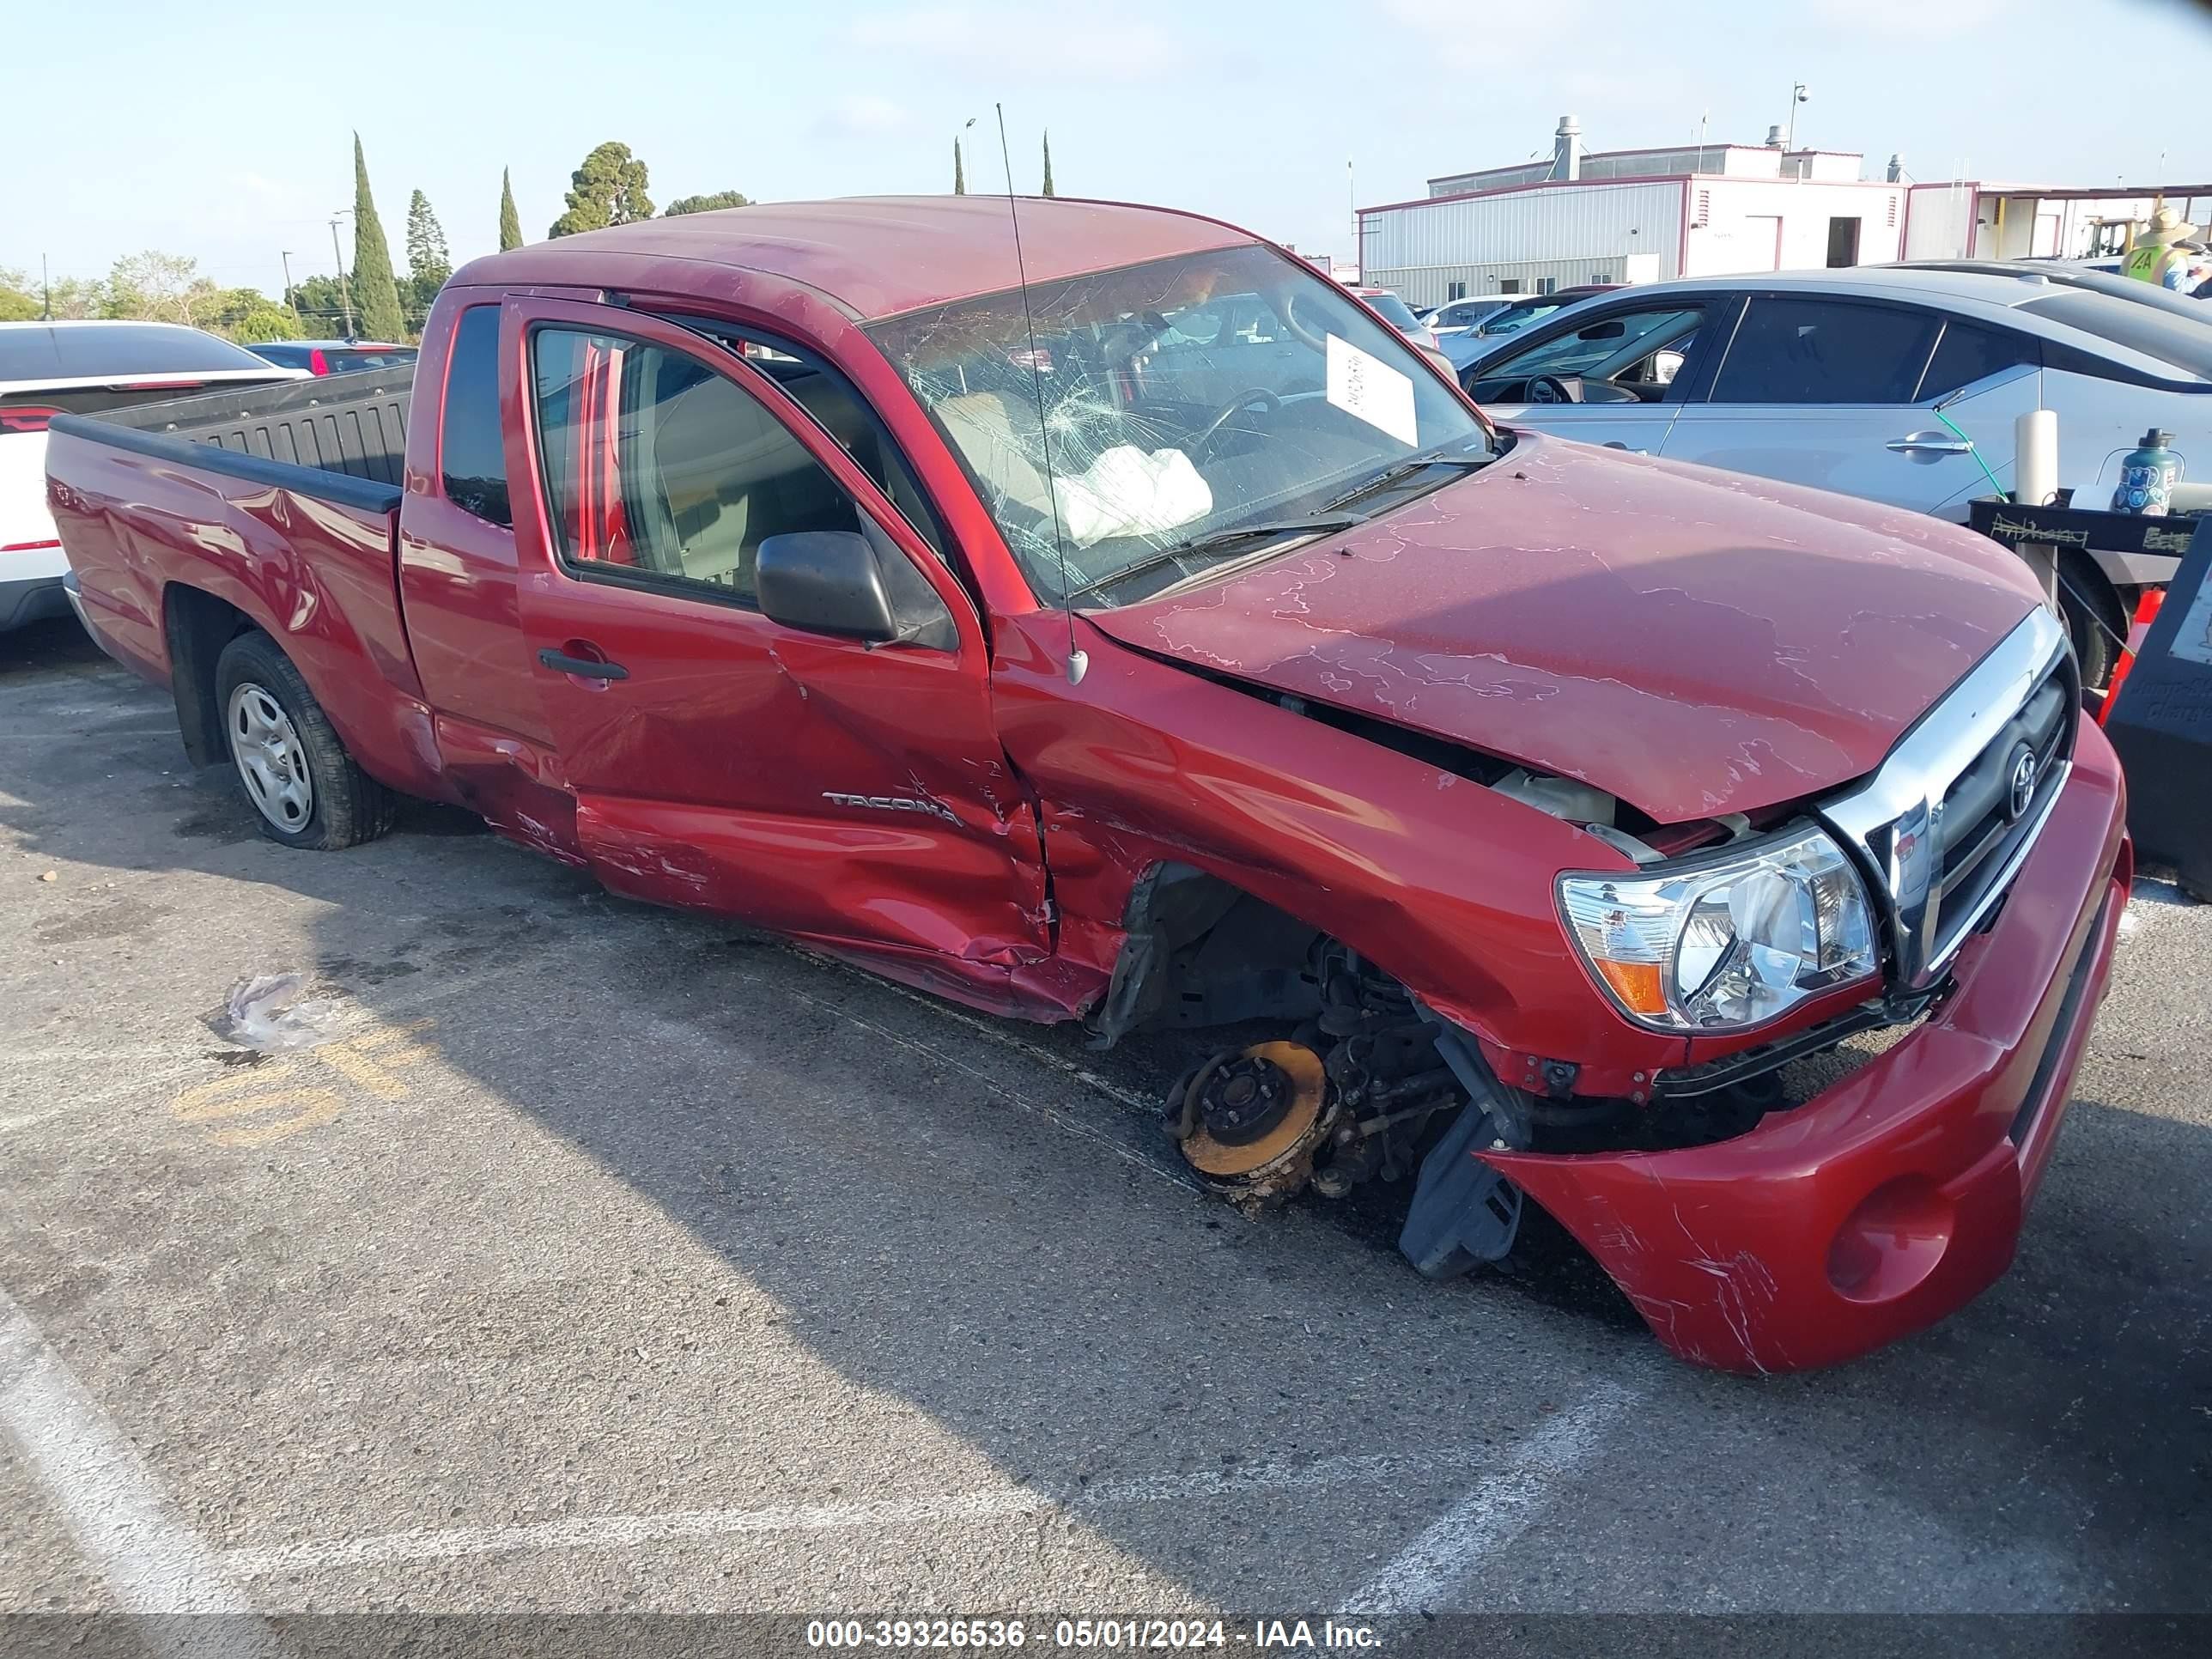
[46,415,404,514]
[58,365,413,489]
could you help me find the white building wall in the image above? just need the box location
[1680,179,1906,276]
[1359,181,1683,308]
[1903,184,1977,258]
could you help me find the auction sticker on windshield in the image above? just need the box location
[1326,334,1418,448]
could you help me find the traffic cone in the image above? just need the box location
[2100,587,2166,726]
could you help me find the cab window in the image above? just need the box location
[531,327,871,607]
[669,319,947,557]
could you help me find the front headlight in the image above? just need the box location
[1557,825,1879,1032]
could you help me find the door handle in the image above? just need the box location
[1886,433,1974,455]
[538,647,629,681]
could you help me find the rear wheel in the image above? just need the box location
[214,631,395,849]
[2058,554,2124,690]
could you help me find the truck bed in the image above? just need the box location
[44,364,442,802]
[53,365,413,502]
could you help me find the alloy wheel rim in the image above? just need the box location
[226,682,313,831]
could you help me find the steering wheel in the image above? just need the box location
[1524,374,1577,405]
[1191,386,1280,450]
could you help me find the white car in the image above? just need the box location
[2,321,305,633]
[1459,266,2212,682]
[1419,296,1520,337]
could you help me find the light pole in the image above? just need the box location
[1347,159,1356,277]
[280,251,301,327]
[328,211,356,338]
[1785,82,1808,155]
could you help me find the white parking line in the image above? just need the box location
[0,1285,278,1653]
[1338,1384,1634,1615]
[218,1420,1626,1581]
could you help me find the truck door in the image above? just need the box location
[498,297,1053,981]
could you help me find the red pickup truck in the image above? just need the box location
[46,197,2130,1374]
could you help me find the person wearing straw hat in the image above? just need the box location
[2124,204,2198,282]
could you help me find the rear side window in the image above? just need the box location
[1916,322,2038,402]
[325,347,419,374]
[441,307,510,526]
[0,324,270,380]
[2019,290,2212,380]
[1711,299,1939,404]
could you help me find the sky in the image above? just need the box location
[8,0,2212,301]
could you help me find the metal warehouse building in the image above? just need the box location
[1359,116,2211,309]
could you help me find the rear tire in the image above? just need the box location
[214,631,396,850]
[2058,554,2123,690]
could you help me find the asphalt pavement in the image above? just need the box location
[2,615,2208,1645]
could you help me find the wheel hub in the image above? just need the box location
[1195,1055,1294,1146]
[1172,1041,1332,1200]
[227,682,313,831]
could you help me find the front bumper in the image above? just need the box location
[1488,715,2131,1375]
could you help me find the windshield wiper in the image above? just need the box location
[1065,517,1357,603]
[1322,450,1492,513]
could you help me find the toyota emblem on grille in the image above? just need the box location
[2007,744,2039,821]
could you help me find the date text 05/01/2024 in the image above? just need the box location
[805,1618,1382,1650]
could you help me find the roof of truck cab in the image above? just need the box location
[449,195,1259,321]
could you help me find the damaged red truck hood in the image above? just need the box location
[1086,434,2043,824]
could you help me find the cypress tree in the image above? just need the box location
[349,134,406,342]
[953,138,965,196]
[1042,133,1055,198]
[498,168,523,252]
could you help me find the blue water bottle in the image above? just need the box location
[2111,428,2181,516]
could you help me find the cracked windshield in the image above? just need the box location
[866,244,1493,608]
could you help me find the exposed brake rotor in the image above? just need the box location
[1171,1040,1332,1203]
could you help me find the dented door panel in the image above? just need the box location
[501,296,1053,975]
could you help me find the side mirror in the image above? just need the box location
[756,528,958,652]
[755,531,902,643]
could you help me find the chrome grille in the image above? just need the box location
[1819,608,2075,990]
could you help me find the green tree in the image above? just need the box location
[406,190,452,289]
[43,276,106,320]
[0,268,39,320]
[664,190,750,216]
[953,137,966,196]
[498,167,524,251]
[105,252,224,327]
[290,274,349,334]
[550,142,653,238]
[1,264,112,321]
[1042,132,1054,197]
[349,133,407,342]
[214,290,303,344]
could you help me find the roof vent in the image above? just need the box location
[1765,125,1786,149]
[1554,115,1583,182]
